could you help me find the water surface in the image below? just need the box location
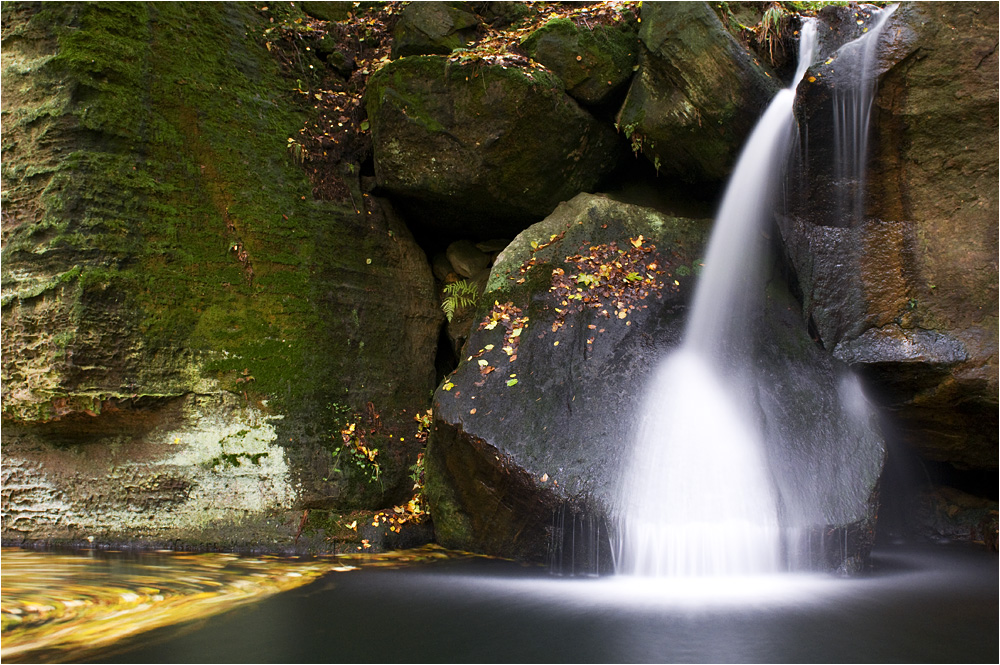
[85,543,997,663]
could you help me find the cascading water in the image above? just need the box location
[614,6,899,578]
[614,21,820,578]
[832,5,898,224]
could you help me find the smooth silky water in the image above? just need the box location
[613,20,821,579]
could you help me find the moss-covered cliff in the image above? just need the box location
[1,2,439,548]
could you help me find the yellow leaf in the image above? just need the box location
[443,382,455,391]
[511,327,523,337]
[630,235,644,248]
[346,520,357,530]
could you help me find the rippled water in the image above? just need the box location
[5,543,985,663]
[0,545,477,663]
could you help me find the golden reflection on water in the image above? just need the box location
[0,545,471,663]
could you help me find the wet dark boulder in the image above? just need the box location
[425,193,710,566]
[365,56,622,238]
[425,193,886,573]
[616,1,780,182]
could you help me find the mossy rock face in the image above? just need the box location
[391,1,480,58]
[1,3,440,548]
[300,2,355,22]
[616,1,779,182]
[785,2,998,470]
[520,17,639,106]
[365,56,622,238]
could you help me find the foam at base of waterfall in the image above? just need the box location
[614,20,820,579]
[615,350,781,577]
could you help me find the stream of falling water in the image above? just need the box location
[833,5,899,225]
[615,4,900,578]
[613,21,820,578]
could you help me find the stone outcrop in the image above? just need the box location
[365,55,622,238]
[784,1,998,471]
[390,1,480,59]
[520,17,639,106]
[1,2,440,548]
[616,1,780,182]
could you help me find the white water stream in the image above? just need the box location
[616,6,899,578]
[614,22,820,578]
[832,5,899,224]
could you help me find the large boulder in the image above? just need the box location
[784,2,998,471]
[616,1,780,182]
[390,1,480,58]
[426,193,886,573]
[1,3,440,548]
[520,17,639,107]
[365,55,622,238]
[426,193,709,567]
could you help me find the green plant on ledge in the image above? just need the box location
[441,279,478,322]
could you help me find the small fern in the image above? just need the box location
[441,280,479,322]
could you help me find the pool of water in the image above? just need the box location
[75,542,996,663]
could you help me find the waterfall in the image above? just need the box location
[615,5,900,578]
[832,5,898,225]
[613,21,820,578]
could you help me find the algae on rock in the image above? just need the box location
[616,1,780,182]
[365,55,622,238]
[1,2,440,549]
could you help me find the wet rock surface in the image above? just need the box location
[426,194,886,571]
[785,2,998,472]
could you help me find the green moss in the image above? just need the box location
[1,3,379,421]
[206,451,270,470]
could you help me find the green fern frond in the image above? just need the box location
[441,280,479,322]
